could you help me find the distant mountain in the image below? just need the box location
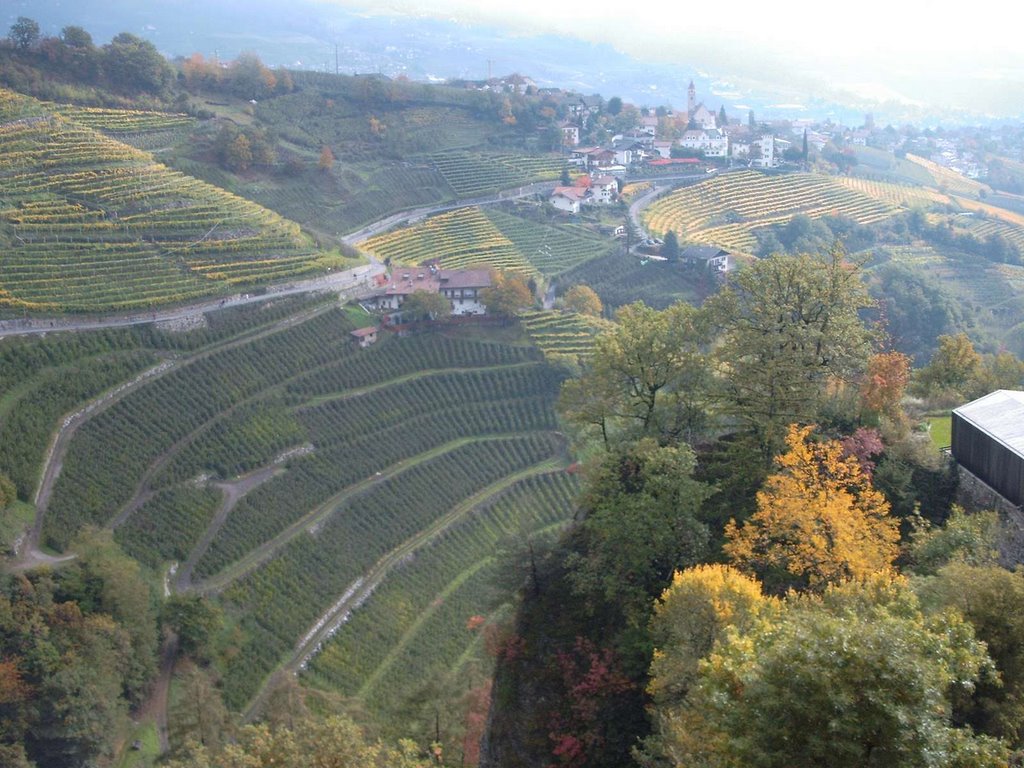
[6,0,914,125]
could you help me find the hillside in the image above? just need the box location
[0,297,576,752]
[642,170,897,255]
[0,89,341,314]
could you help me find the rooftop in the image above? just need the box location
[954,390,1024,455]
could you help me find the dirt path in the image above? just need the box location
[19,359,179,565]
[242,460,565,722]
[131,632,178,755]
[174,461,290,592]
[194,434,526,596]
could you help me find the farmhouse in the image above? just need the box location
[952,390,1024,509]
[371,268,492,315]
[438,268,492,314]
[681,244,730,272]
[589,175,618,204]
[550,185,590,213]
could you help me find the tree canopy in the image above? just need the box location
[647,574,1006,768]
[724,424,899,593]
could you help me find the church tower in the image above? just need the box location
[688,80,696,115]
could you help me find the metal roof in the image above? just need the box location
[953,390,1024,455]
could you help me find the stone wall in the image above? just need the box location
[956,465,1024,566]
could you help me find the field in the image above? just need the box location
[0,89,327,313]
[485,208,616,276]
[427,150,564,198]
[361,205,614,278]
[833,176,950,208]
[518,309,611,360]
[16,301,573,724]
[558,250,710,311]
[905,154,992,198]
[642,170,897,254]
[303,469,579,729]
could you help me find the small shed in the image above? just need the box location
[350,326,379,349]
[951,390,1024,507]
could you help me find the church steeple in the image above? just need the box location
[688,80,696,115]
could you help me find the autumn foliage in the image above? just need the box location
[724,424,899,592]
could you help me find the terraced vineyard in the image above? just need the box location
[27,303,570,719]
[953,215,1024,253]
[905,153,992,198]
[304,470,579,723]
[0,89,325,313]
[559,251,709,310]
[362,206,536,275]
[362,205,612,278]
[428,150,563,198]
[518,309,611,359]
[485,208,615,276]
[642,170,898,254]
[833,176,950,208]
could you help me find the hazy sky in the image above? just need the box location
[327,0,1024,116]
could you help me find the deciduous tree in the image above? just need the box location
[481,271,532,317]
[566,439,711,620]
[667,576,1007,768]
[401,290,450,322]
[558,301,711,446]
[706,246,874,460]
[318,145,335,172]
[9,17,39,51]
[563,285,602,317]
[724,424,899,593]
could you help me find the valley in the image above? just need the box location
[4,15,1024,768]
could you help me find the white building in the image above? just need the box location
[589,175,618,204]
[680,128,729,158]
[551,186,590,213]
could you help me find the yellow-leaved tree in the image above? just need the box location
[723,424,898,593]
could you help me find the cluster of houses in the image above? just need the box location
[558,82,789,173]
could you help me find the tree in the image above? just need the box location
[705,246,875,459]
[648,564,773,706]
[664,575,1007,768]
[162,595,222,662]
[563,285,602,317]
[102,33,174,94]
[0,473,15,508]
[224,133,253,172]
[558,301,711,446]
[401,290,450,322]
[859,350,911,421]
[566,439,711,620]
[907,506,1000,576]
[59,25,93,49]
[317,145,335,172]
[481,271,532,317]
[748,109,755,129]
[922,564,1024,747]
[607,96,623,116]
[717,105,727,127]
[9,17,39,51]
[724,424,899,593]
[226,51,276,100]
[662,230,680,262]
[915,332,981,399]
